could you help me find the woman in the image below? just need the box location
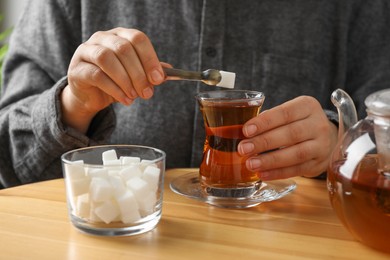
[0,0,389,188]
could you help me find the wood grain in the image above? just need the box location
[0,168,388,259]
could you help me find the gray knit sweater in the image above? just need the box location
[1,0,389,188]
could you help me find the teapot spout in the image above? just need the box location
[331,89,358,140]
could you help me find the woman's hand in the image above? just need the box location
[238,96,338,180]
[61,28,165,133]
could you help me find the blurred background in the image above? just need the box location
[0,0,27,31]
[1,0,27,85]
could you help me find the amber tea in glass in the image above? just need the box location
[328,154,390,253]
[196,90,265,198]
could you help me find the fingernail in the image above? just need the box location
[124,97,133,106]
[130,89,138,98]
[239,142,254,154]
[142,87,154,99]
[150,69,164,83]
[244,124,257,136]
[249,158,261,169]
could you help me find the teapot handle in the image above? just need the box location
[331,89,358,140]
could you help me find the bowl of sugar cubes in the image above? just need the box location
[61,145,166,236]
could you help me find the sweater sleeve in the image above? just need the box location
[345,1,390,117]
[0,0,115,188]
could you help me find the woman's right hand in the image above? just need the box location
[61,27,165,133]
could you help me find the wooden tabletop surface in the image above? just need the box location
[0,168,388,259]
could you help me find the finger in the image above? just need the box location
[160,62,174,82]
[90,30,154,99]
[239,117,315,156]
[161,62,173,68]
[255,159,324,181]
[243,96,317,137]
[72,42,136,100]
[246,140,320,173]
[87,32,143,99]
[116,39,154,99]
[68,61,132,106]
[114,28,164,97]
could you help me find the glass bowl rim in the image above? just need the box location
[61,144,166,168]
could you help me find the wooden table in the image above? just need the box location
[0,168,388,259]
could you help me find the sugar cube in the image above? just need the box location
[120,156,141,165]
[116,190,141,223]
[76,193,90,218]
[139,160,157,171]
[143,165,161,192]
[102,149,118,162]
[120,165,143,181]
[70,177,91,196]
[126,177,150,201]
[103,159,121,166]
[138,192,157,216]
[109,176,127,197]
[65,160,86,180]
[94,200,120,224]
[87,168,109,178]
[121,210,141,224]
[90,177,113,202]
[89,202,103,222]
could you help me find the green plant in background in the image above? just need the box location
[0,14,13,89]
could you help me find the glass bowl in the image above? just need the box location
[61,145,166,236]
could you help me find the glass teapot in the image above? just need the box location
[327,88,390,253]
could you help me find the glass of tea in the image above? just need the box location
[195,90,265,198]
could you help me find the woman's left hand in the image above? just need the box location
[238,96,338,181]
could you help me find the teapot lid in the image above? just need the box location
[365,89,390,116]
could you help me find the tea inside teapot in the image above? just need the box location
[365,89,390,176]
[328,88,390,254]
